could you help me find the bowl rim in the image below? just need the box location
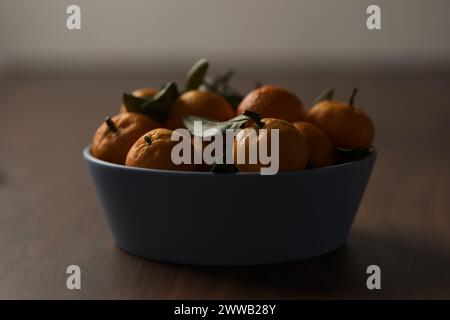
[83,145,376,176]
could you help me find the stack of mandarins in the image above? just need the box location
[91,59,375,172]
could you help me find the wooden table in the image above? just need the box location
[0,73,449,299]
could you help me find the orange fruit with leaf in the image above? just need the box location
[121,82,179,125]
[292,121,334,168]
[119,87,158,113]
[234,113,309,172]
[236,85,306,123]
[182,113,253,172]
[166,90,235,130]
[306,88,374,150]
[165,59,234,129]
[91,112,160,164]
[125,128,200,171]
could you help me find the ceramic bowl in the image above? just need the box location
[83,146,376,266]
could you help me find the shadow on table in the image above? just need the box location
[173,229,450,298]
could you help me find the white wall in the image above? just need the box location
[1,0,449,73]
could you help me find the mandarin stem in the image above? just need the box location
[243,110,264,128]
[349,87,358,109]
[144,135,152,145]
[105,116,117,133]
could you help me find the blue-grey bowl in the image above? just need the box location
[83,146,376,266]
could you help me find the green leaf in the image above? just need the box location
[140,82,179,123]
[182,114,251,138]
[202,69,244,110]
[223,93,243,110]
[204,69,234,91]
[184,58,209,92]
[123,82,179,123]
[122,93,148,113]
[336,146,373,161]
[313,88,335,104]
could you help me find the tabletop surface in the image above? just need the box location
[0,72,449,299]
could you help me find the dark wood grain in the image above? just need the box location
[0,73,449,299]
